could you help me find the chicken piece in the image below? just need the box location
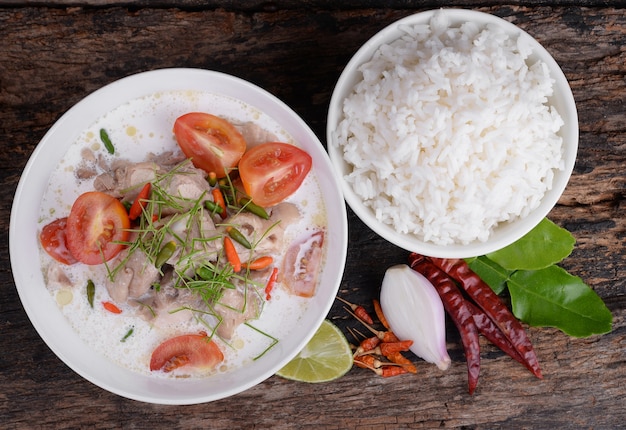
[74,148,99,180]
[95,160,211,217]
[162,211,221,277]
[214,287,261,340]
[76,166,97,180]
[269,202,301,227]
[118,161,160,185]
[118,162,161,202]
[45,263,73,290]
[234,121,278,149]
[146,151,186,168]
[92,171,117,193]
[81,147,97,163]
[157,164,213,216]
[133,270,204,327]
[94,161,161,199]
[226,202,302,261]
[105,243,160,303]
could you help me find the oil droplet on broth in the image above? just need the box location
[126,126,137,137]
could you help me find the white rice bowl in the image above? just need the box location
[327,9,578,258]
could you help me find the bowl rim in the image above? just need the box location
[10,67,348,404]
[327,8,578,258]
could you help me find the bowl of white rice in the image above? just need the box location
[327,8,578,258]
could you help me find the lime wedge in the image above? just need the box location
[276,320,353,383]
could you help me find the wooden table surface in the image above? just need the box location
[1,1,625,428]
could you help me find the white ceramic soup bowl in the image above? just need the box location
[10,68,348,404]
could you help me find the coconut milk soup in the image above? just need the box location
[38,90,327,377]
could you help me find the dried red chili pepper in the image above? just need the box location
[465,300,527,369]
[343,306,399,343]
[353,354,384,370]
[427,256,542,379]
[354,336,381,357]
[386,351,418,374]
[377,340,413,356]
[409,253,481,395]
[372,299,390,330]
[336,296,374,325]
[376,365,408,378]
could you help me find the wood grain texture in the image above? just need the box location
[2,0,624,8]
[1,3,625,429]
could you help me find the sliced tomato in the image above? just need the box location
[281,231,324,298]
[65,191,130,265]
[150,333,224,373]
[39,217,78,265]
[173,112,247,178]
[238,142,312,207]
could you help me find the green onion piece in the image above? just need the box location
[86,279,95,308]
[99,128,115,154]
[227,227,252,249]
[120,327,134,342]
[155,241,176,268]
[196,266,214,280]
[219,178,237,205]
[238,197,269,220]
[204,199,223,215]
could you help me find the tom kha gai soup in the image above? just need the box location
[38,90,328,377]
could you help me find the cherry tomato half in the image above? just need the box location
[150,333,224,373]
[65,191,130,265]
[39,217,78,265]
[173,112,247,178]
[238,142,312,208]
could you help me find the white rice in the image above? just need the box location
[335,12,565,245]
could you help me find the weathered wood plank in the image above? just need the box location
[0,0,620,9]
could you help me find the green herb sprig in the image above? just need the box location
[104,159,280,351]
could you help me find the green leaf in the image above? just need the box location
[487,218,575,270]
[507,266,613,338]
[465,256,512,295]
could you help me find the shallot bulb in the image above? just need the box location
[380,264,451,370]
